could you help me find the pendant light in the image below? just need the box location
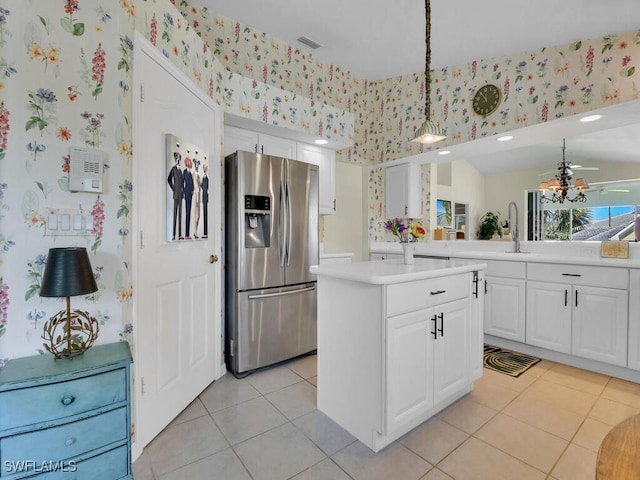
[411,0,446,144]
[538,139,589,204]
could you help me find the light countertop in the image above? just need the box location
[370,241,640,268]
[310,258,486,285]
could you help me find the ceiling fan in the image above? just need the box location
[537,164,599,176]
[599,186,630,194]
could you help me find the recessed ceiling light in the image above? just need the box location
[580,114,603,123]
[314,139,328,145]
[497,135,513,142]
[438,150,451,155]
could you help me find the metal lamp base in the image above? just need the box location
[42,309,100,359]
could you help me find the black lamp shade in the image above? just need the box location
[40,247,98,298]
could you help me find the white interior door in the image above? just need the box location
[132,33,223,453]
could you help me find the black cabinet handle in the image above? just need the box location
[431,315,438,339]
[564,289,568,306]
[472,272,479,298]
[484,279,488,295]
[562,273,581,277]
[575,290,578,307]
[430,290,446,296]
[438,313,444,337]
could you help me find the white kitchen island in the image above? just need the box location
[310,258,487,452]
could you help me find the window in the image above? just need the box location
[527,180,640,241]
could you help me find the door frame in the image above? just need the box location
[130,31,225,460]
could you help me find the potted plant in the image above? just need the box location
[477,212,502,240]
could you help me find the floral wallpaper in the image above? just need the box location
[175,1,639,242]
[1,0,639,366]
[0,0,221,363]
[0,0,136,362]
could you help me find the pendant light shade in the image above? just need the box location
[413,121,446,144]
[411,0,446,144]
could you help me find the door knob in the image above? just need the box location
[209,254,218,264]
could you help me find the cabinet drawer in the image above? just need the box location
[1,407,127,471]
[484,260,526,279]
[527,263,628,289]
[0,369,126,432]
[387,274,469,317]
[2,444,128,479]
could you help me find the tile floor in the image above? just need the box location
[132,354,640,480]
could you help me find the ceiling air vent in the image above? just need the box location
[297,36,323,49]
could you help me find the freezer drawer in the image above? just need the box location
[232,283,317,374]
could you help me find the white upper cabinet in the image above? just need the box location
[223,125,296,159]
[223,125,337,215]
[297,143,336,215]
[385,163,421,218]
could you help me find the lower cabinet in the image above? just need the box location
[484,276,526,342]
[317,271,483,452]
[526,263,629,367]
[482,260,526,343]
[386,298,470,433]
[628,270,640,370]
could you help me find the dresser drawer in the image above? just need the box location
[0,369,126,432]
[387,274,469,317]
[527,263,628,289]
[1,444,128,479]
[1,407,127,470]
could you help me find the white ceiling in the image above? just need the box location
[198,0,640,81]
[198,0,640,174]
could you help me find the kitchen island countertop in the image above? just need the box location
[310,258,486,285]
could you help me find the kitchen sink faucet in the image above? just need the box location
[508,201,521,253]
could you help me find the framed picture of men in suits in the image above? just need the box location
[165,133,210,242]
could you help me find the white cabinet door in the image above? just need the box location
[629,270,640,370]
[386,309,434,433]
[470,271,485,381]
[572,285,628,366]
[433,298,470,404]
[224,125,258,156]
[260,133,296,158]
[385,163,421,218]
[297,143,336,215]
[484,276,526,342]
[526,281,571,354]
[223,126,296,158]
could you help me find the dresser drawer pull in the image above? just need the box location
[430,290,446,296]
[65,436,77,447]
[61,394,76,406]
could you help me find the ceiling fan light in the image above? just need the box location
[412,121,446,144]
[548,179,560,191]
[538,181,549,191]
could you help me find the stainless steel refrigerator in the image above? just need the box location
[225,150,319,375]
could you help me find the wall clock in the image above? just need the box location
[472,83,501,116]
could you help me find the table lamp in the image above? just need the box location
[39,247,99,359]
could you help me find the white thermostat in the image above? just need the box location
[69,146,103,193]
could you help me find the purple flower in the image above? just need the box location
[36,88,57,103]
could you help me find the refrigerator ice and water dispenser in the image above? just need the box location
[244,194,270,248]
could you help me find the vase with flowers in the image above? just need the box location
[385,218,426,264]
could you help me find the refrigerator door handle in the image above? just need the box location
[286,180,292,266]
[248,285,316,300]
[278,159,287,267]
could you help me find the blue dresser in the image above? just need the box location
[0,342,133,479]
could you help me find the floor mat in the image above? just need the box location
[483,344,540,377]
